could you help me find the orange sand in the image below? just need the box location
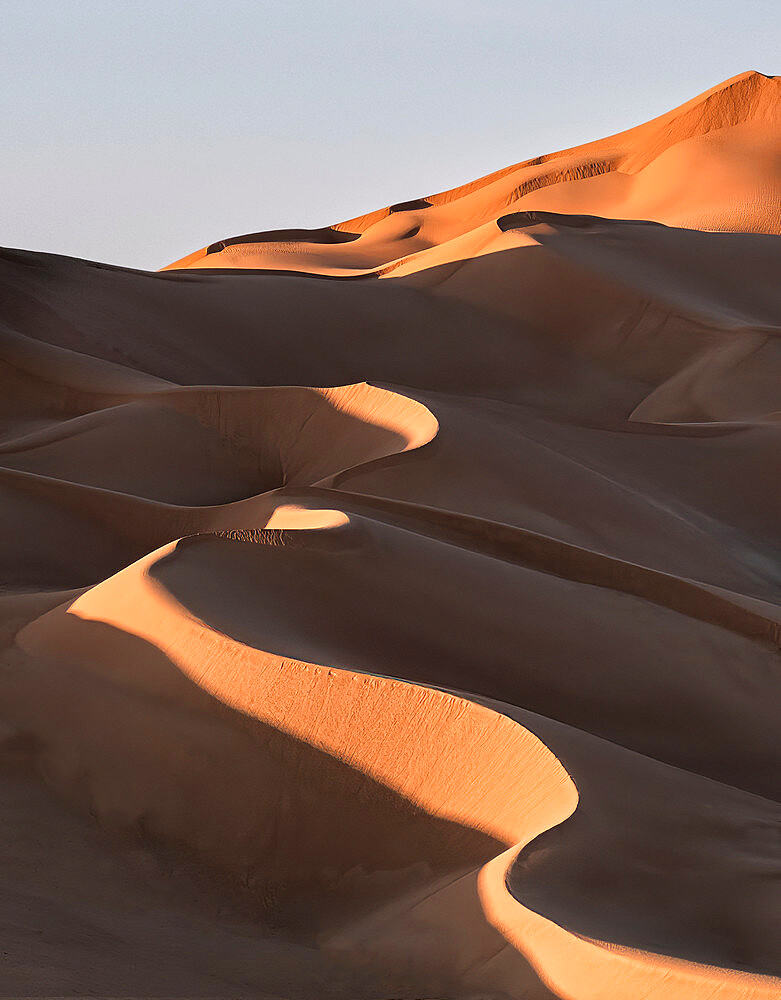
[1,71,781,998]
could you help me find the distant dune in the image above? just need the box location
[1,71,781,998]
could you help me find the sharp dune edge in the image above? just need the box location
[2,73,781,998]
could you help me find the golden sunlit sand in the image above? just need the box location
[2,71,781,998]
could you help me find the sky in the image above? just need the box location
[1,0,778,269]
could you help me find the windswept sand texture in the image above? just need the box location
[1,71,781,998]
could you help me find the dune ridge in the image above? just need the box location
[1,72,781,998]
[166,70,781,274]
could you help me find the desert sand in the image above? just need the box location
[1,70,781,998]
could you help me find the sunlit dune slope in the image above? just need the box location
[1,72,781,999]
[166,70,781,273]
[8,520,781,998]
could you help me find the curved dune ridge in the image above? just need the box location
[1,73,781,998]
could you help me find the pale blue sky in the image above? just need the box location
[2,1,777,268]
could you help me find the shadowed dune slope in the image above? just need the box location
[1,73,781,999]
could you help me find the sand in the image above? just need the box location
[1,70,780,998]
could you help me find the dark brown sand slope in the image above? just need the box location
[1,71,781,999]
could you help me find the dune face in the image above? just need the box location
[166,70,781,274]
[2,72,781,999]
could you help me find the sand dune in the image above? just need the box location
[166,71,781,274]
[1,72,781,998]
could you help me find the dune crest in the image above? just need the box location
[166,71,781,274]
[2,73,781,998]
